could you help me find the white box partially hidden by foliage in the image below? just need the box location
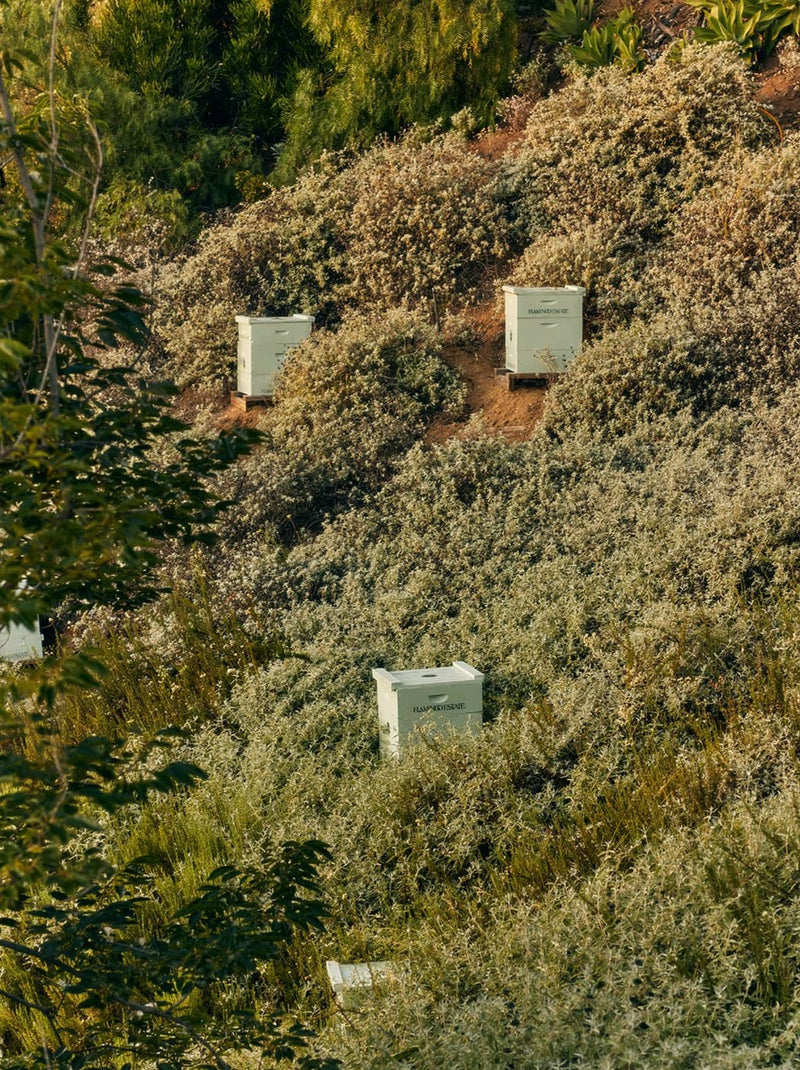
[0,621,43,662]
[372,661,484,758]
[503,285,585,374]
[235,314,314,397]
[325,960,396,1010]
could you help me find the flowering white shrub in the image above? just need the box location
[148,131,507,389]
[502,44,767,328]
[341,131,509,311]
[62,43,800,1070]
[505,45,765,241]
[211,309,464,552]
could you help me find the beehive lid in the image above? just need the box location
[235,314,315,323]
[502,285,585,295]
[326,960,394,991]
[372,661,483,689]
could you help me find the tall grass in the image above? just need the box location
[57,570,287,741]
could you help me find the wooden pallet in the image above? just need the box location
[230,390,274,411]
[495,368,561,392]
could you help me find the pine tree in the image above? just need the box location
[278,0,517,177]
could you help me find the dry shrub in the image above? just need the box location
[342,131,509,311]
[504,214,643,324]
[67,43,800,1070]
[628,135,800,337]
[149,155,356,388]
[322,794,800,1069]
[211,309,464,552]
[542,258,800,444]
[505,44,765,242]
[666,136,800,293]
[535,140,800,438]
[148,131,509,389]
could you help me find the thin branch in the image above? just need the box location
[0,72,39,222]
[0,938,234,1069]
[38,1025,53,1070]
[115,998,236,1070]
[0,12,105,458]
[0,984,55,1017]
[42,0,63,231]
[71,120,104,282]
[0,936,80,977]
[40,0,65,411]
[0,53,57,414]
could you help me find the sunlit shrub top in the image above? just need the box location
[150,132,505,389]
[504,44,765,242]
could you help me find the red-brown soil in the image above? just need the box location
[591,0,800,131]
[426,304,548,446]
[755,40,800,130]
[215,302,550,443]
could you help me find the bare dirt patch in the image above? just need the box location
[755,38,800,130]
[427,303,548,445]
[470,124,528,161]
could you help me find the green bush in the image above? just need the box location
[276,0,517,177]
[568,8,646,71]
[540,0,595,43]
[92,173,191,253]
[687,0,794,63]
[211,310,464,554]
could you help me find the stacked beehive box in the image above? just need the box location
[235,314,314,397]
[372,661,484,758]
[503,285,585,374]
[0,621,42,662]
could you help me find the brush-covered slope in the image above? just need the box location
[31,42,800,1070]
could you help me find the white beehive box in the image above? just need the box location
[235,314,314,396]
[503,285,585,374]
[325,960,395,1010]
[372,661,484,758]
[0,621,43,662]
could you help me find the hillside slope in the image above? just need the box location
[24,40,800,1070]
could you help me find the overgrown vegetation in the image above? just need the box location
[0,29,336,1069]
[149,133,507,389]
[6,11,800,1069]
[686,0,800,62]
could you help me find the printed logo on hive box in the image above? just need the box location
[412,702,467,713]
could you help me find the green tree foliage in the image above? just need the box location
[0,36,336,1069]
[82,0,319,210]
[2,0,521,219]
[0,731,336,1069]
[0,0,319,220]
[277,0,518,178]
[88,0,315,135]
